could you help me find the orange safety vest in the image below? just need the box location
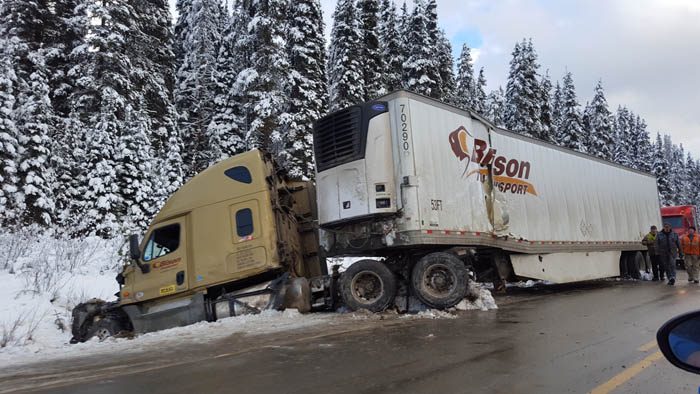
[681,234,700,256]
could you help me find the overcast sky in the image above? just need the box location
[171,1,700,157]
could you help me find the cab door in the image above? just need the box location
[133,215,189,302]
[226,199,273,277]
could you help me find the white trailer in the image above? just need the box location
[313,90,660,311]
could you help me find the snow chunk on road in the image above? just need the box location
[401,309,458,319]
[399,282,498,318]
[455,282,499,311]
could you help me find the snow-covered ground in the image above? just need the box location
[0,232,498,368]
[0,231,122,356]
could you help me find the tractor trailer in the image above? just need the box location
[71,90,661,342]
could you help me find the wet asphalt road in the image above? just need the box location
[3,274,700,394]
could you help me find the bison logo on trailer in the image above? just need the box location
[449,126,538,196]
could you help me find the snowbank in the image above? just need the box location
[0,232,122,356]
[0,308,330,367]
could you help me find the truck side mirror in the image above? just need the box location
[657,310,700,375]
[129,234,141,261]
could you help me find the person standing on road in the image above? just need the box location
[642,225,665,281]
[656,222,682,285]
[681,226,700,284]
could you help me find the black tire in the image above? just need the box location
[86,317,125,341]
[339,259,397,312]
[411,252,468,309]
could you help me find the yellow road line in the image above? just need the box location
[589,350,663,394]
[637,340,658,352]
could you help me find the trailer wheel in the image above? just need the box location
[340,259,397,312]
[87,317,126,341]
[411,252,468,309]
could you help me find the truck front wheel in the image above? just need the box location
[87,316,128,341]
[411,252,468,309]
[340,259,397,312]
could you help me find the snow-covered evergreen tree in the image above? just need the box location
[473,68,487,114]
[285,0,327,179]
[378,0,403,93]
[681,152,695,204]
[15,50,56,226]
[653,133,672,205]
[0,0,49,83]
[423,0,444,97]
[81,106,122,237]
[327,0,364,110]
[358,0,384,100]
[0,48,19,225]
[403,0,441,97]
[556,71,585,152]
[174,0,193,69]
[0,1,62,227]
[436,30,455,102]
[454,43,476,110]
[161,130,185,198]
[691,159,700,207]
[537,70,554,143]
[505,39,542,137]
[68,0,140,236]
[44,0,84,120]
[118,98,158,231]
[237,0,291,170]
[612,106,633,167]
[669,143,685,205]
[583,80,614,160]
[551,81,563,140]
[133,0,180,151]
[631,115,653,173]
[397,0,410,84]
[133,0,183,209]
[485,87,506,127]
[175,0,224,176]
[208,3,249,164]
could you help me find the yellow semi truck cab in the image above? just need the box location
[71,150,325,342]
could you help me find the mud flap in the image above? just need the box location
[492,253,514,293]
[282,277,312,313]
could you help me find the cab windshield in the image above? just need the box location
[664,216,684,230]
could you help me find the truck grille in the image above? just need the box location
[313,106,363,172]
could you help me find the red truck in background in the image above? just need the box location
[661,205,698,268]
[661,205,698,236]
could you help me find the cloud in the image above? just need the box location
[431,0,700,156]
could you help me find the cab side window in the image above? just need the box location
[235,208,254,237]
[225,166,252,184]
[143,224,180,262]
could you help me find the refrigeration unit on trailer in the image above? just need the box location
[314,90,661,311]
